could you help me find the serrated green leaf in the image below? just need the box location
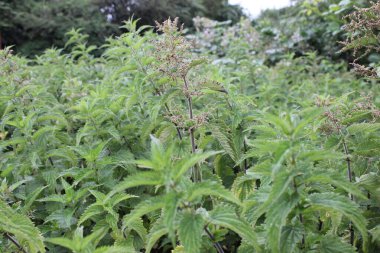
[205,205,261,252]
[0,199,45,253]
[308,193,368,250]
[178,211,204,253]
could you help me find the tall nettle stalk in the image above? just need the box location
[153,18,207,182]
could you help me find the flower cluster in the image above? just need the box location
[353,93,380,121]
[153,18,209,134]
[153,17,193,80]
[320,93,380,134]
[167,112,209,131]
[340,2,380,77]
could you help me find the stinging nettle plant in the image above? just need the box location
[0,10,380,253]
[109,18,260,253]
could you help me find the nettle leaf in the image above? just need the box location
[249,170,296,225]
[124,218,147,242]
[347,123,380,135]
[298,150,344,162]
[79,204,104,225]
[210,124,238,162]
[45,208,77,229]
[0,199,45,253]
[46,237,75,251]
[311,235,356,253]
[93,245,137,253]
[308,193,368,250]
[305,171,367,200]
[80,192,134,226]
[280,223,304,253]
[22,186,47,214]
[263,113,292,136]
[266,193,300,253]
[204,205,261,252]
[38,194,66,203]
[123,196,167,227]
[246,124,278,138]
[146,218,168,253]
[163,192,181,245]
[186,180,241,205]
[232,173,256,201]
[370,225,380,245]
[292,107,323,137]
[178,211,204,253]
[173,151,222,181]
[237,241,257,253]
[47,227,108,252]
[107,171,162,197]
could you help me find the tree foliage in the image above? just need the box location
[0,0,242,56]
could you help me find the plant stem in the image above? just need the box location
[293,177,305,247]
[341,137,353,186]
[318,217,323,231]
[204,226,225,253]
[48,157,55,167]
[130,45,183,140]
[4,233,27,253]
[243,138,248,174]
[164,104,182,140]
[183,76,200,182]
[367,191,371,210]
[340,134,355,245]
[327,109,355,245]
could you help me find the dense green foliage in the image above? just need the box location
[0,0,242,56]
[254,0,372,63]
[1,3,380,253]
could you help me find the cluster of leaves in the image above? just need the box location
[0,12,380,253]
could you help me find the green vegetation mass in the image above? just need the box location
[0,0,380,252]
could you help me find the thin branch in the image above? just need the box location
[204,226,224,253]
[318,217,323,231]
[164,104,182,140]
[4,233,27,253]
[338,132,355,245]
[243,138,248,174]
[183,76,200,182]
[293,177,305,248]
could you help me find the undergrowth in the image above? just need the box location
[0,8,380,253]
